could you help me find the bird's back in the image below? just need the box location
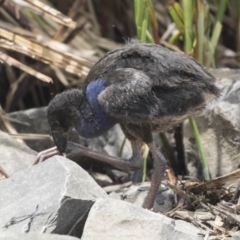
[83,42,219,132]
[84,42,218,96]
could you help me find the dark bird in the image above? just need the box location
[33,41,220,209]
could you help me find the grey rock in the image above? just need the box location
[0,157,107,238]
[0,130,36,176]
[109,182,175,213]
[8,107,131,159]
[9,107,54,152]
[81,198,203,240]
[232,231,240,240]
[2,233,80,240]
[184,68,240,178]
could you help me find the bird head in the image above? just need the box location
[47,89,83,153]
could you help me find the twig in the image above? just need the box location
[190,169,240,194]
[103,181,132,193]
[0,165,9,178]
[210,204,240,225]
[2,115,30,126]
[8,133,53,140]
[167,181,193,207]
[233,180,240,203]
[7,0,76,28]
[0,51,52,83]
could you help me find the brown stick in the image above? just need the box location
[0,165,9,178]
[190,169,240,194]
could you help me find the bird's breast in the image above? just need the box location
[76,79,117,138]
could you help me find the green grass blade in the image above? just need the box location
[207,41,216,68]
[147,0,158,30]
[142,144,150,182]
[141,7,149,42]
[236,0,240,52]
[146,30,154,43]
[196,0,205,63]
[159,133,178,173]
[182,0,193,52]
[118,137,127,157]
[207,21,222,67]
[134,0,139,23]
[189,117,210,180]
[168,2,184,33]
[168,30,181,44]
[216,0,228,22]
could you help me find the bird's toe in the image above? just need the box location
[32,146,60,166]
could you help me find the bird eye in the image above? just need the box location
[51,121,60,128]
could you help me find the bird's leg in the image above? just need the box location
[66,141,143,171]
[143,141,167,209]
[32,139,143,171]
[120,123,167,209]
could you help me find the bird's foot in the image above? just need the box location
[32,146,60,166]
[32,141,88,166]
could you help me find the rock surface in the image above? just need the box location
[81,198,202,240]
[184,69,240,178]
[109,182,175,213]
[232,231,240,240]
[2,233,80,240]
[0,157,107,238]
[0,130,36,176]
[9,107,53,151]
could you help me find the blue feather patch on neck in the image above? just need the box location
[76,79,117,138]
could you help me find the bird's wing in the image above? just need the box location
[98,68,161,122]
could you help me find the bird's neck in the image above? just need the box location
[76,79,117,138]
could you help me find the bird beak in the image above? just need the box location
[51,129,69,154]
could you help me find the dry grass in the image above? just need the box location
[166,170,240,239]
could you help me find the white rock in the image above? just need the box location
[81,198,202,240]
